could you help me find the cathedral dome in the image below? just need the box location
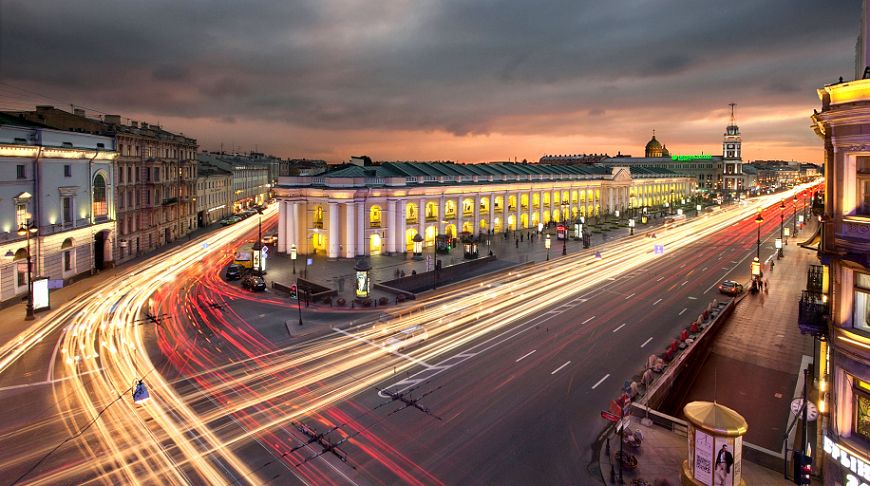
[645,134,663,158]
[661,144,670,158]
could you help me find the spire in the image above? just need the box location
[729,103,736,125]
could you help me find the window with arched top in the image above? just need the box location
[93,173,107,219]
[62,238,75,273]
[14,248,27,287]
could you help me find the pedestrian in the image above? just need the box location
[770,260,775,271]
[515,238,519,248]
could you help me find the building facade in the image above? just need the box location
[195,162,233,227]
[3,106,198,264]
[275,161,694,258]
[0,120,116,305]
[197,153,274,212]
[809,21,870,485]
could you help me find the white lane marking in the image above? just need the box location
[516,350,536,362]
[702,267,708,272]
[653,298,663,306]
[624,293,636,300]
[641,337,654,348]
[680,263,686,268]
[681,280,688,286]
[688,296,698,300]
[612,323,626,333]
[678,308,688,316]
[656,276,664,282]
[591,373,610,389]
[581,316,597,325]
[332,327,434,369]
[607,277,617,281]
[721,267,729,270]
[551,361,571,375]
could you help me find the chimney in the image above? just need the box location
[73,108,86,117]
[141,122,148,129]
[104,114,121,125]
[131,121,139,128]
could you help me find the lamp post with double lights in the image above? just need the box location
[17,219,38,320]
[792,195,798,234]
[544,233,552,261]
[776,199,785,260]
[755,211,764,260]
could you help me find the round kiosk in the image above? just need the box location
[682,401,748,486]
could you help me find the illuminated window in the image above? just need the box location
[370,206,381,227]
[855,273,870,333]
[859,157,870,215]
[93,173,107,219]
[62,238,74,272]
[14,248,27,287]
[16,202,28,228]
[856,378,870,441]
[62,196,73,224]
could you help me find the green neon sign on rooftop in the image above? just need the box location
[671,154,713,161]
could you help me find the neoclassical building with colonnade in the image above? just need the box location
[275,161,695,258]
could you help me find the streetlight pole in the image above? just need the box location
[545,234,551,261]
[296,279,303,326]
[562,228,567,256]
[17,220,37,320]
[433,239,438,290]
[291,243,297,274]
[784,199,785,260]
[793,195,798,233]
[755,211,764,260]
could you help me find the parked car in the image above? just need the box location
[225,264,242,281]
[717,280,744,296]
[241,275,266,292]
[221,215,242,226]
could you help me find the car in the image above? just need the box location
[241,275,266,292]
[262,233,278,245]
[221,215,242,226]
[718,280,744,296]
[225,264,242,281]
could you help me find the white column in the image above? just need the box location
[487,192,495,232]
[357,202,365,255]
[419,198,426,242]
[439,195,446,235]
[457,197,464,235]
[399,199,407,253]
[527,191,534,228]
[473,195,481,236]
[503,191,509,231]
[328,201,339,258]
[345,201,356,258]
[539,190,545,223]
[387,199,397,253]
[278,200,288,253]
[290,202,299,253]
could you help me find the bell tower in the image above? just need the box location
[722,103,743,194]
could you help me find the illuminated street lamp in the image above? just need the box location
[290,243,297,274]
[754,211,764,261]
[17,218,38,321]
[537,222,543,234]
[545,233,551,261]
[696,204,702,217]
[792,194,798,233]
[776,199,785,260]
[628,218,635,236]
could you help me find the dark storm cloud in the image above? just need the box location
[0,0,860,138]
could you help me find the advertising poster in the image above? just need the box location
[713,436,735,486]
[32,277,49,311]
[694,429,714,486]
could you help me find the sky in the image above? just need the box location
[0,0,861,164]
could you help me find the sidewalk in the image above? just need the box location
[260,211,681,307]
[597,417,800,485]
[661,216,817,451]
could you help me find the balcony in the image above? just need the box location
[406,217,417,224]
[798,290,828,336]
[370,221,381,228]
[806,265,823,293]
[313,221,323,229]
[162,197,179,206]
